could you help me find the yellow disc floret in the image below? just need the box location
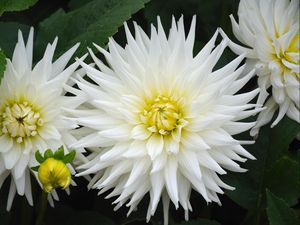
[38,158,71,193]
[0,100,43,143]
[140,95,188,136]
[273,31,300,79]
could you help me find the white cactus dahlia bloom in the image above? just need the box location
[221,0,300,136]
[69,17,261,224]
[0,28,87,210]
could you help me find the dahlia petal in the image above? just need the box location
[164,136,179,154]
[39,125,61,140]
[181,132,210,150]
[202,169,224,194]
[0,171,10,188]
[223,121,256,135]
[70,133,114,148]
[101,161,132,187]
[194,29,218,63]
[177,172,191,212]
[200,129,238,146]
[14,171,26,195]
[25,27,34,69]
[52,43,80,77]
[232,145,256,160]
[124,158,150,188]
[178,150,202,180]
[99,125,131,140]
[164,157,179,208]
[0,136,13,152]
[131,124,151,140]
[100,143,129,161]
[7,180,16,211]
[219,28,255,58]
[3,145,21,169]
[271,99,290,127]
[287,103,300,123]
[150,172,164,213]
[146,134,164,159]
[13,154,30,179]
[151,152,167,173]
[12,30,29,76]
[122,140,147,158]
[197,151,227,175]
[272,86,286,104]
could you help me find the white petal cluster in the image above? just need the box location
[68,17,260,224]
[222,0,300,136]
[0,29,86,209]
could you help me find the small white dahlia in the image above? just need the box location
[69,17,261,224]
[221,0,300,136]
[0,28,87,210]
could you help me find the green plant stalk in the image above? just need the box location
[35,191,48,225]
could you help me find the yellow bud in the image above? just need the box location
[38,158,71,193]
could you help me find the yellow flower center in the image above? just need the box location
[38,158,71,193]
[274,32,299,79]
[0,100,43,143]
[140,95,188,136]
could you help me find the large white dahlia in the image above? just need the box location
[69,17,261,224]
[221,0,300,136]
[0,28,87,209]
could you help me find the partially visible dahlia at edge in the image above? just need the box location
[0,29,87,209]
[221,0,300,136]
[68,17,262,224]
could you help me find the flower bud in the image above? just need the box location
[38,158,71,193]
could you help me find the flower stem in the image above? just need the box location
[35,191,48,225]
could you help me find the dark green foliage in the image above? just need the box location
[0,22,30,58]
[224,117,300,224]
[0,0,38,15]
[266,190,299,225]
[35,0,150,59]
[0,48,6,82]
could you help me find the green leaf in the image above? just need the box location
[0,48,6,82]
[35,150,44,163]
[0,22,30,58]
[224,117,299,223]
[265,156,300,206]
[31,166,40,172]
[175,219,221,225]
[63,150,76,164]
[0,0,39,16]
[44,149,54,159]
[54,146,65,160]
[266,190,299,225]
[36,0,150,59]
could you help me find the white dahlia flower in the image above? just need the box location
[0,28,87,210]
[69,17,261,224]
[221,0,300,136]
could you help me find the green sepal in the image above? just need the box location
[34,146,75,167]
[54,146,65,160]
[35,150,44,164]
[31,166,40,172]
[44,149,54,159]
[63,150,76,164]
